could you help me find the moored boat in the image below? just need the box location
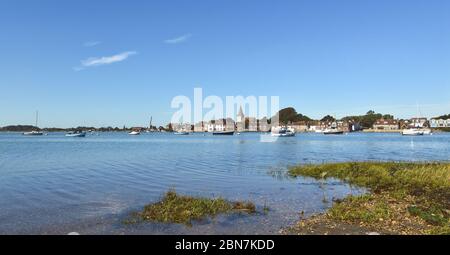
[23,130,44,136]
[212,131,235,136]
[271,127,295,137]
[402,129,424,136]
[65,131,86,137]
[23,111,44,136]
[128,130,141,135]
[174,131,189,135]
[419,129,432,135]
[323,128,344,135]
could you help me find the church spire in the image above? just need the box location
[238,106,244,117]
[237,106,245,123]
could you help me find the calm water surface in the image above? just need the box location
[0,132,449,234]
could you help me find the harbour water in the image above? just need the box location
[0,132,449,234]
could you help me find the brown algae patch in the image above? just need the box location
[287,162,450,235]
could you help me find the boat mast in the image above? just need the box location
[35,111,39,128]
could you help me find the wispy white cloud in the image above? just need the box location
[164,34,192,44]
[74,51,137,71]
[83,41,102,47]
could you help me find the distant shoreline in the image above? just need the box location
[0,129,449,133]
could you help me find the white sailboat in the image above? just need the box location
[23,111,44,136]
[146,116,153,133]
[402,103,432,136]
[402,129,424,136]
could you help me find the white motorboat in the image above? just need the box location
[323,128,344,135]
[271,127,295,137]
[402,129,424,136]
[128,131,141,135]
[65,131,86,137]
[323,119,344,135]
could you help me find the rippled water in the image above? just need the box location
[0,132,449,234]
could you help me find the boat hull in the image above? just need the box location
[23,131,44,136]
[65,132,86,137]
[271,133,295,137]
[323,131,344,135]
[402,129,424,136]
[212,131,235,136]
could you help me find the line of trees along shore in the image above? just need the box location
[277,108,396,129]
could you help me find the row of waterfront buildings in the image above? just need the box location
[372,118,450,130]
[170,109,450,133]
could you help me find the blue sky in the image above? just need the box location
[0,0,449,127]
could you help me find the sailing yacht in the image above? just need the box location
[402,103,432,136]
[146,117,154,133]
[23,111,44,136]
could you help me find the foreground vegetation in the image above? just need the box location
[128,190,256,225]
[288,162,450,235]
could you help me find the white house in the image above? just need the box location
[373,118,399,130]
[430,119,450,128]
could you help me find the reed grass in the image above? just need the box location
[288,162,450,235]
[133,190,256,225]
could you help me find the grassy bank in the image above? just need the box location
[128,190,256,225]
[288,162,450,235]
[434,127,450,132]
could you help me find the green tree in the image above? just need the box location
[275,107,312,125]
[321,115,335,122]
